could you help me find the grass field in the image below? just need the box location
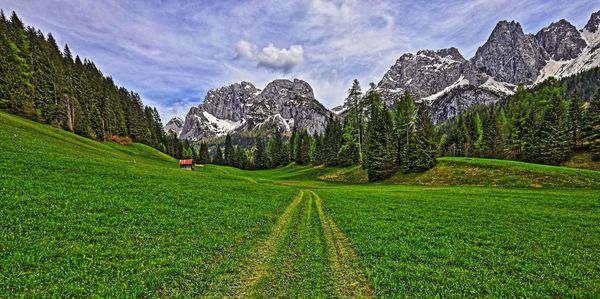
[1,111,599,297]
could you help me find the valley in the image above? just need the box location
[2,112,598,297]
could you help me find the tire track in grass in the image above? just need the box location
[234,190,304,297]
[310,190,375,298]
[238,190,333,298]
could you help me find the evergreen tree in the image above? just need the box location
[482,107,504,159]
[224,134,234,166]
[365,91,395,181]
[584,90,600,161]
[254,137,267,169]
[568,92,584,149]
[313,133,324,165]
[198,142,210,164]
[394,92,415,167]
[405,102,437,171]
[213,145,224,165]
[268,129,288,167]
[345,79,364,163]
[289,127,298,162]
[298,129,311,165]
[338,117,360,166]
[472,112,484,155]
[536,90,571,165]
[322,115,342,166]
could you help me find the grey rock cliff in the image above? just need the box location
[163,117,184,136]
[470,21,547,85]
[178,79,330,141]
[535,19,586,61]
[377,47,466,103]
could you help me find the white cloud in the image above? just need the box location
[235,40,257,60]
[235,40,304,72]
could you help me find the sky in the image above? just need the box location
[2,0,599,122]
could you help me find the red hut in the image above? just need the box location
[179,159,193,170]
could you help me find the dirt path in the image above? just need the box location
[232,189,374,298]
[311,190,374,298]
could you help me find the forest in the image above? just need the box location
[442,78,600,165]
[202,76,600,181]
[0,11,194,159]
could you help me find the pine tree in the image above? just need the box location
[472,112,483,155]
[394,92,415,167]
[338,117,360,166]
[254,137,267,169]
[482,107,504,159]
[198,142,210,164]
[299,129,311,165]
[313,133,323,165]
[268,129,288,167]
[568,92,584,149]
[584,90,600,161]
[536,91,571,165]
[323,115,341,166]
[365,91,395,181]
[214,145,224,165]
[289,127,297,162]
[345,79,364,163]
[405,102,437,171]
[224,134,234,166]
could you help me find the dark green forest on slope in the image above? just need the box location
[0,10,195,159]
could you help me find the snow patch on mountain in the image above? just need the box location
[422,75,469,102]
[479,76,515,95]
[201,111,244,136]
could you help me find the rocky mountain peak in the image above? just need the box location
[163,117,184,136]
[202,81,259,122]
[258,79,315,105]
[178,78,330,141]
[584,10,600,33]
[535,19,586,61]
[377,47,466,103]
[471,20,547,85]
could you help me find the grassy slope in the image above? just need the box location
[223,157,600,188]
[2,111,599,297]
[318,185,600,297]
[221,155,600,297]
[0,112,296,296]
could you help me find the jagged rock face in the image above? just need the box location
[585,10,600,33]
[163,117,184,136]
[245,79,329,134]
[536,19,586,61]
[178,79,330,141]
[377,47,466,103]
[202,81,259,122]
[430,86,503,124]
[471,21,547,85]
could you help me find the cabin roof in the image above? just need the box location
[179,159,193,165]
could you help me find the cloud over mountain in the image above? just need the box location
[236,40,304,72]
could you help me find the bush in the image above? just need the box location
[110,135,132,145]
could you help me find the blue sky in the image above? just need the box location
[2,0,599,122]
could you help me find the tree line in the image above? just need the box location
[199,80,440,181]
[0,11,194,160]
[442,78,600,164]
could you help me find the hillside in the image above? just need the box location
[224,157,600,188]
[0,111,297,296]
[1,112,599,297]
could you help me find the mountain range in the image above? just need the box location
[166,10,600,141]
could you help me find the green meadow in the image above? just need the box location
[1,111,599,297]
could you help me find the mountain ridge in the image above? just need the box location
[169,9,600,140]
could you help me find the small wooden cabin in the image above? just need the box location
[179,159,193,170]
